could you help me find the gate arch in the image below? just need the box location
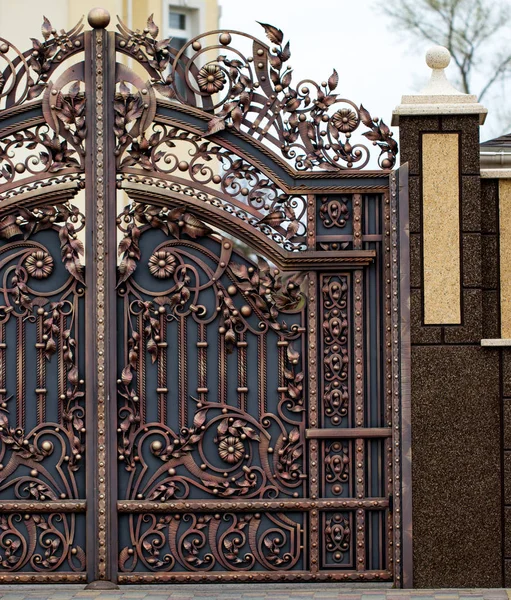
[0,9,409,586]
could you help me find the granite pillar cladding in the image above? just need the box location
[399,115,503,587]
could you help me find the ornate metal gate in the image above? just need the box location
[0,9,409,586]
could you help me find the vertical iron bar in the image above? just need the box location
[158,311,167,425]
[0,324,5,424]
[138,313,145,424]
[36,314,45,424]
[197,324,207,401]
[218,328,226,405]
[179,316,187,423]
[237,332,247,411]
[84,23,118,586]
[58,313,65,423]
[307,194,318,574]
[16,316,24,429]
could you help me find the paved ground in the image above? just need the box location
[0,587,510,600]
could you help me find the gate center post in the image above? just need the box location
[84,8,119,588]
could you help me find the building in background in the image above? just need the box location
[0,0,219,54]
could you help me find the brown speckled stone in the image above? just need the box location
[505,507,511,558]
[409,175,421,234]
[481,179,499,235]
[462,234,481,288]
[402,111,503,588]
[411,345,501,587]
[482,234,499,290]
[462,176,481,232]
[503,349,511,398]
[399,115,441,176]
[441,115,481,175]
[506,559,511,587]
[410,233,422,289]
[503,401,511,449]
[483,290,500,339]
[410,288,442,344]
[443,289,482,343]
[504,452,511,504]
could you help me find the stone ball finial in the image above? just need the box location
[425,46,451,70]
[88,7,111,29]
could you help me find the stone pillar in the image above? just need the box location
[393,48,503,588]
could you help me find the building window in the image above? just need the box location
[164,6,195,96]
[167,9,191,54]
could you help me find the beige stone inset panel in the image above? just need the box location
[500,180,511,338]
[422,133,461,324]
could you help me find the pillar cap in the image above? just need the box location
[392,45,487,126]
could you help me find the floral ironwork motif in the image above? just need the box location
[0,122,84,192]
[24,250,54,279]
[197,64,226,94]
[115,17,398,170]
[148,250,176,279]
[331,109,358,133]
[0,36,86,196]
[218,436,245,464]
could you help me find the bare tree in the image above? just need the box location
[382,0,511,102]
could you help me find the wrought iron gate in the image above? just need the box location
[0,10,410,586]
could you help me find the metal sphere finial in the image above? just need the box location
[88,7,111,29]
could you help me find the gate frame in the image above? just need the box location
[0,9,412,588]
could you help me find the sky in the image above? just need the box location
[218,0,503,142]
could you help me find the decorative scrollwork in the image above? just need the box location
[115,17,397,170]
[324,512,351,564]
[114,123,307,249]
[0,202,85,503]
[0,123,83,191]
[321,275,349,426]
[0,17,83,109]
[324,441,350,496]
[319,196,350,229]
[0,513,85,572]
[116,201,306,502]
[119,511,303,573]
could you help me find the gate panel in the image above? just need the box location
[0,198,87,582]
[115,200,309,576]
[0,10,409,586]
